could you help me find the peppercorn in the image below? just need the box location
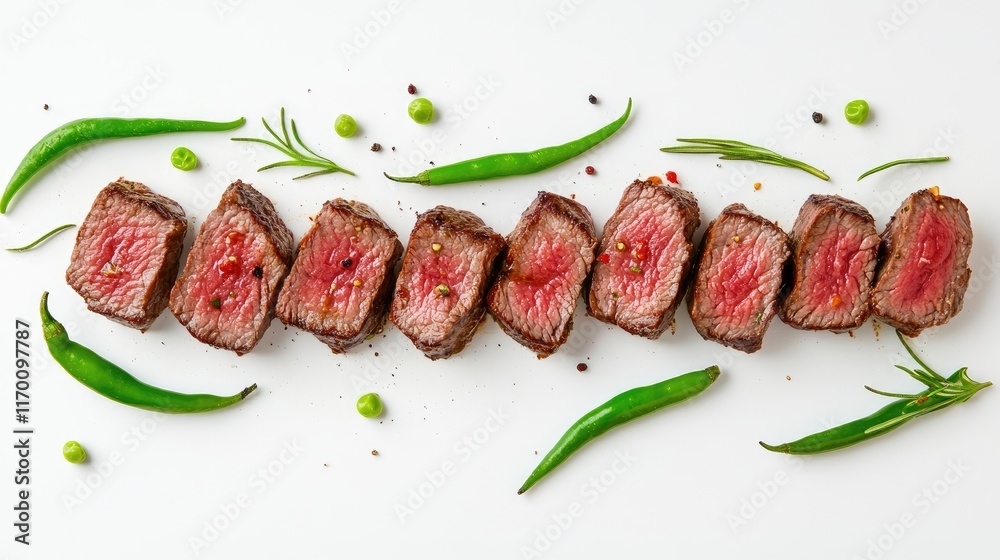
[252,266,263,278]
[407,84,417,95]
[576,363,588,372]
[342,258,353,268]
[43,104,49,110]
[585,166,595,175]
[371,143,382,152]
[210,297,221,309]
[812,112,823,124]
[588,94,597,104]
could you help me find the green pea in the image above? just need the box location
[335,114,358,138]
[408,98,434,124]
[844,99,870,125]
[170,147,198,171]
[356,393,383,418]
[62,440,87,463]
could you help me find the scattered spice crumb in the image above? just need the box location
[323,463,328,467]
[753,182,762,191]
[570,193,576,200]
[812,112,823,123]
[429,161,435,166]
[371,143,382,152]
[588,94,597,104]
[407,84,417,95]
[43,103,49,110]
[647,175,663,185]
[371,450,379,456]
[374,352,379,357]
[576,363,588,372]
[670,317,677,335]
[786,375,791,381]
[585,165,595,175]
[391,146,396,151]
[534,451,538,455]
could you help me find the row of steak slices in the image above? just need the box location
[66,178,973,358]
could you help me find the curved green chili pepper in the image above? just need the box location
[385,98,631,186]
[761,331,991,455]
[40,292,257,413]
[518,364,720,495]
[1,116,245,214]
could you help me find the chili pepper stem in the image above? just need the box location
[383,171,430,185]
[758,441,789,453]
[40,291,66,342]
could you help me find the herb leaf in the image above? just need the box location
[233,108,355,179]
[661,138,829,181]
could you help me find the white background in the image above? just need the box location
[1,1,998,559]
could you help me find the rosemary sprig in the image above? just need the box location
[862,330,991,434]
[232,108,354,179]
[6,223,75,252]
[661,138,830,181]
[857,156,949,181]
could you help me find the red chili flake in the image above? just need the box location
[407,84,417,95]
[665,171,678,183]
[597,253,610,264]
[219,255,239,274]
[585,166,596,175]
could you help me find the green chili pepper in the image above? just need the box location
[760,331,991,455]
[386,98,632,186]
[518,364,720,494]
[5,223,75,252]
[1,116,245,214]
[170,146,198,171]
[40,292,257,413]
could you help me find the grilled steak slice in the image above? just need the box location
[276,199,402,353]
[688,203,790,353]
[391,206,505,360]
[169,180,293,355]
[66,178,186,331]
[587,180,700,338]
[487,192,597,357]
[780,195,879,331]
[871,189,972,336]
